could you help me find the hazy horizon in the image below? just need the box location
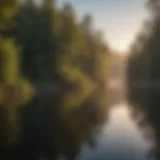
[57,0,148,54]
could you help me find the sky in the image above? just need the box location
[57,0,149,54]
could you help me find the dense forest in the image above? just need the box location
[4,0,160,160]
[126,0,160,159]
[0,0,109,160]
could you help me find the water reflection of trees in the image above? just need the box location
[107,54,126,107]
[0,1,109,160]
[126,1,160,159]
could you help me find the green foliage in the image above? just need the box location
[1,0,109,159]
[0,0,19,31]
[0,0,33,147]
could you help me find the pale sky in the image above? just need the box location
[57,0,149,54]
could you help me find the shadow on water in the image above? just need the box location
[76,103,152,160]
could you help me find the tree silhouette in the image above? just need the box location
[127,0,160,159]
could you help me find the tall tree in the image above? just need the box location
[0,1,109,160]
[0,0,33,148]
[127,0,160,159]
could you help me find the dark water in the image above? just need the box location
[76,103,152,160]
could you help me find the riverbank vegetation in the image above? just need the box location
[0,0,109,160]
[126,0,160,159]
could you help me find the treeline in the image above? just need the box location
[126,0,160,159]
[0,0,109,160]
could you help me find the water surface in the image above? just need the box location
[77,103,151,160]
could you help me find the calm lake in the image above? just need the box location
[77,103,152,160]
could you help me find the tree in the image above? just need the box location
[127,0,160,159]
[0,1,109,160]
[0,0,34,148]
[82,13,93,34]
